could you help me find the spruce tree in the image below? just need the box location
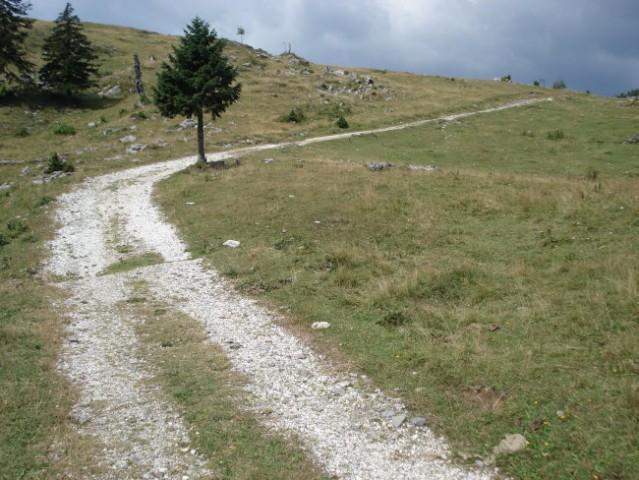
[0,0,34,89]
[154,17,241,165]
[39,2,98,98]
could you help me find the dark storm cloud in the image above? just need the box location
[29,0,639,96]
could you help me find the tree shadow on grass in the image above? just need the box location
[0,88,122,111]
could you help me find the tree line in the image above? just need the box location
[1,1,98,98]
[1,0,241,164]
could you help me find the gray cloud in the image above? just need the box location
[29,0,639,96]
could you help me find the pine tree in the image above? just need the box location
[0,0,34,89]
[154,17,241,165]
[39,2,99,98]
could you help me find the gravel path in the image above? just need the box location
[47,99,549,479]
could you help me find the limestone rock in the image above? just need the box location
[311,321,331,330]
[223,240,240,248]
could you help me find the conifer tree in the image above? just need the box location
[154,17,241,165]
[0,0,34,89]
[39,2,98,98]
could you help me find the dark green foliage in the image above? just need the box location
[52,124,76,135]
[336,115,349,129]
[280,107,306,123]
[617,88,639,98]
[546,129,565,140]
[552,79,567,90]
[0,0,34,88]
[39,3,99,98]
[44,152,74,173]
[15,126,29,137]
[154,17,241,164]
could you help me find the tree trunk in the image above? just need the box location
[196,109,206,165]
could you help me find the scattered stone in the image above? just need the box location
[126,144,146,154]
[381,409,396,418]
[0,182,14,191]
[486,433,528,464]
[20,166,30,176]
[153,140,168,148]
[367,162,393,171]
[186,202,195,206]
[409,416,427,427]
[99,85,121,98]
[102,127,120,135]
[623,134,639,144]
[179,118,197,129]
[223,240,240,248]
[391,414,406,428]
[87,122,98,128]
[120,135,137,144]
[263,158,275,164]
[130,125,138,132]
[311,321,331,330]
[242,62,252,67]
[407,164,440,172]
[148,55,157,61]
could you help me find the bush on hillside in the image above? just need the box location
[45,152,75,174]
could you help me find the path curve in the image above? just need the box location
[48,98,549,479]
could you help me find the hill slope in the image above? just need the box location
[1,20,637,480]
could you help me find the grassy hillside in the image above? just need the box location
[157,96,639,480]
[1,19,636,480]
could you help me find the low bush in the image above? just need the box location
[53,124,76,135]
[279,107,306,123]
[336,115,349,129]
[44,152,75,174]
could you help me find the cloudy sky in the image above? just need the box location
[29,0,639,97]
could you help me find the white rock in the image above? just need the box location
[223,240,240,248]
[311,321,331,330]
[120,135,137,144]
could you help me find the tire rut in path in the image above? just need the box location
[48,99,549,479]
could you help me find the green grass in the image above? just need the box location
[99,252,164,275]
[0,165,73,479]
[156,95,639,479]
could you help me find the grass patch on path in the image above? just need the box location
[156,95,639,480]
[132,291,327,480]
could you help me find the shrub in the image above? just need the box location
[15,127,29,137]
[53,124,76,135]
[546,129,565,140]
[279,107,305,123]
[552,79,567,90]
[336,115,349,129]
[6,219,28,238]
[45,152,75,174]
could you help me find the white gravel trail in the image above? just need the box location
[48,99,548,479]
